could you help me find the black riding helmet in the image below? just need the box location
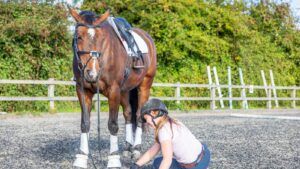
[141,99,168,124]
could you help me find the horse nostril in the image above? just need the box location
[86,69,96,78]
[86,70,92,77]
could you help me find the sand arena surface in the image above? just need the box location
[0,109,299,169]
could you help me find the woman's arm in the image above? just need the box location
[159,140,173,169]
[136,142,161,166]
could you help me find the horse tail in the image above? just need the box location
[129,87,138,130]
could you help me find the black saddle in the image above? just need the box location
[113,17,142,60]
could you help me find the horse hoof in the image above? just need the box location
[107,155,122,168]
[122,150,131,158]
[131,150,141,160]
[73,154,88,168]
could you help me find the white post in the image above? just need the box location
[261,70,271,108]
[292,86,296,109]
[261,70,268,96]
[210,83,216,110]
[213,66,224,108]
[269,70,279,108]
[238,68,248,109]
[228,66,233,109]
[267,85,272,109]
[207,66,212,86]
[48,78,55,112]
[175,82,180,104]
[207,66,214,109]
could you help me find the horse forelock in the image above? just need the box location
[79,11,98,25]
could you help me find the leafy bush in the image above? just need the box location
[0,0,299,112]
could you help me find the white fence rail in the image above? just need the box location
[0,79,299,111]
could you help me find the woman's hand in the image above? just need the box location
[135,142,161,166]
[159,140,173,169]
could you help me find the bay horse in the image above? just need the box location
[69,8,157,168]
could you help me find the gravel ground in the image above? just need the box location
[0,109,299,169]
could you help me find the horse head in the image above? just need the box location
[69,7,110,83]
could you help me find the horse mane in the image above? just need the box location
[79,11,98,25]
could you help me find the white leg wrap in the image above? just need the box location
[73,154,88,168]
[80,133,89,154]
[133,127,142,146]
[107,155,122,168]
[125,124,134,145]
[110,135,119,154]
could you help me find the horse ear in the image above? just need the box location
[94,10,110,25]
[68,6,84,23]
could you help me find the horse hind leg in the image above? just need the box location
[131,84,151,160]
[73,88,93,168]
[131,72,156,159]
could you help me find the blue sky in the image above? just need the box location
[290,0,300,17]
[289,0,300,28]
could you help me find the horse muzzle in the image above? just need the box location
[84,69,99,83]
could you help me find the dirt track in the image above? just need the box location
[0,109,299,169]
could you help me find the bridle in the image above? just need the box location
[73,22,103,74]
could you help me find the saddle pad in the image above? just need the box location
[131,31,148,54]
[107,17,148,55]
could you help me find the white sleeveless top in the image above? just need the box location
[158,121,203,164]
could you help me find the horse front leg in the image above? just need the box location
[107,86,122,168]
[120,91,134,157]
[73,87,93,169]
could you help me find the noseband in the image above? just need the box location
[73,23,103,73]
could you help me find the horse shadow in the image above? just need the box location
[35,136,154,168]
[36,136,110,167]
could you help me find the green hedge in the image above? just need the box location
[0,2,74,112]
[0,1,299,113]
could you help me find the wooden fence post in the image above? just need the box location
[48,78,55,112]
[210,83,216,110]
[292,86,296,109]
[175,82,181,104]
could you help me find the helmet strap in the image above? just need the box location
[146,114,157,127]
[145,110,165,127]
[152,118,157,127]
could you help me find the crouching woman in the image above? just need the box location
[130,98,210,169]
